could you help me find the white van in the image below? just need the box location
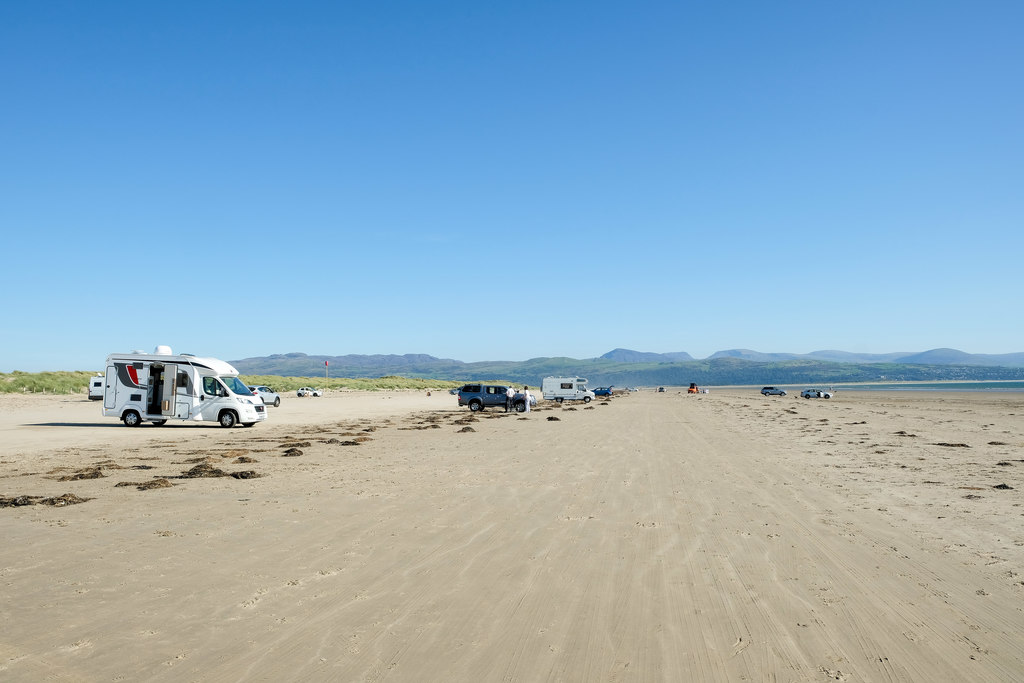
[88,374,105,400]
[102,346,267,428]
[541,376,595,403]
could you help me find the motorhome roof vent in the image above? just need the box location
[154,345,173,355]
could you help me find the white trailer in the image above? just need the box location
[541,376,595,403]
[88,374,105,400]
[102,346,267,428]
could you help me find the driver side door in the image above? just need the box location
[198,376,226,422]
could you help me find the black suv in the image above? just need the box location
[457,384,532,412]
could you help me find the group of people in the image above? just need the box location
[505,385,532,413]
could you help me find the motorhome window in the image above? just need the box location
[177,372,191,393]
[222,376,252,396]
[133,362,143,369]
[203,377,220,396]
[561,383,572,390]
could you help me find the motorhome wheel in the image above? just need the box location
[122,410,141,427]
[219,411,237,428]
[583,396,592,403]
[555,397,563,403]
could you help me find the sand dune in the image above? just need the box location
[1,389,1022,680]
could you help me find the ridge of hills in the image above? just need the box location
[232,348,1024,386]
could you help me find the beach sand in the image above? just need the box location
[1,388,1022,681]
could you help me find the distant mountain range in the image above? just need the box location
[233,348,1024,386]
[600,348,696,363]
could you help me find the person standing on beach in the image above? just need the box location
[505,385,515,413]
[522,386,531,412]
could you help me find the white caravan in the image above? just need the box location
[88,374,105,400]
[102,346,267,428]
[542,376,596,403]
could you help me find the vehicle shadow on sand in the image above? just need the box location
[25,422,223,429]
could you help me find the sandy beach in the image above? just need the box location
[1,388,1022,681]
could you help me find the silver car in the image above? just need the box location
[248,385,281,407]
[296,387,322,397]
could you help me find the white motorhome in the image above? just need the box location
[88,374,105,400]
[102,346,267,428]
[542,376,595,403]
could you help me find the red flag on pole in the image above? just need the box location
[325,361,329,366]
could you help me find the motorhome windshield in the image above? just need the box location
[222,376,252,396]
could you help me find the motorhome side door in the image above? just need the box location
[103,365,116,410]
[175,367,195,419]
[160,364,178,417]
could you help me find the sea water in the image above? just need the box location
[831,381,1024,392]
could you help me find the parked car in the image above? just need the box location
[761,386,787,396]
[593,387,613,397]
[457,384,534,412]
[248,385,282,407]
[800,388,833,399]
[296,387,322,397]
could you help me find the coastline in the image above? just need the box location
[705,380,1024,392]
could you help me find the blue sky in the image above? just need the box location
[2,1,1022,372]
